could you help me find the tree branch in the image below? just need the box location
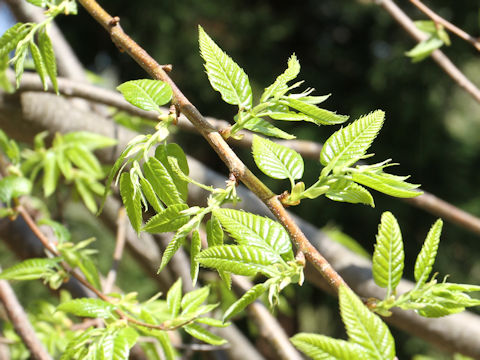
[76,0,347,291]
[374,0,480,104]
[0,279,52,360]
[408,0,480,51]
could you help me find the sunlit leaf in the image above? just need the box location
[184,323,226,345]
[57,298,116,319]
[117,79,172,112]
[119,173,142,233]
[291,333,368,360]
[414,219,443,285]
[261,54,300,101]
[223,283,267,321]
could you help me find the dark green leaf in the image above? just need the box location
[244,117,295,139]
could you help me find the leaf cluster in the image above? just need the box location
[406,20,451,62]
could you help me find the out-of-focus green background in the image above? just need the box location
[6,0,480,358]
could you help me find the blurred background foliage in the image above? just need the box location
[4,0,480,358]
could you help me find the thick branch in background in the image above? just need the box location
[2,89,480,358]
[0,279,52,360]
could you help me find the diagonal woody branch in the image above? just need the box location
[76,0,347,291]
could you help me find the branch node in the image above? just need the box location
[108,16,120,27]
[162,64,173,72]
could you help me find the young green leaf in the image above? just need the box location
[75,178,98,213]
[223,283,267,321]
[29,42,48,90]
[119,172,142,233]
[63,132,117,151]
[325,178,374,207]
[143,157,184,206]
[351,170,421,198]
[252,135,304,183]
[43,150,60,197]
[198,25,252,109]
[414,219,443,285]
[261,54,300,102]
[372,212,404,294]
[320,110,385,170]
[283,97,349,125]
[213,208,293,258]
[243,117,295,140]
[155,144,189,202]
[158,218,196,272]
[57,298,116,319]
[181,286,210,314]
[112,327,138,360]
[339,286,395,359]
[38,29,58,93]
[26,0,46,7]
[78,258,102,291]
[139,177,164,213]
[196,245,278,277]
[184,323,227,345]
[0,175,32,203]
[291,333,368,360]
[143,204,190,233]
[66,145,103,178]
[190,230,202,286]
[406,37,444,63]
[38,218,71,243]
[117,79,172,112]
[0,258,59,281]
[166,278,182,318]
[206,216,223,247]
[0,23,29,58]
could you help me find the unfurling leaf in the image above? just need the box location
[261,54,300,102]
[414,219,443,285]
[284,97,349,125]
[252,135,303,183]
[117,79,172,112]
[372,212,404,294]
[199,26,252,109]
[325,178,374,207]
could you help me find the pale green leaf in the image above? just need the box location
[112,328,138,360]
[29,42,48,90]
[143,157,183,206]
[79,258,101,291]
[206,216,224,247]
[223,283,267,321]
[181,286,210,314]
[291,333,368,360]
[213,208,292,258]
[155,144,189,202]
[283,98,349,125]
[26,0,46,6]
[66,145,103,178]
[352,170,421,198]
[372,212,404,293]
[155,331,175,360]
[139,177,164,213]
[14,45,27,88]
[38,218,71,243]
[261,54,300,102]
[143,204,189,233]
[339,286,395,359]
[75,178,98,213]
[99,331,114,360]
[196,245,278,277]
[252,135,304,182]
[243,117,295,140]
[43,150,60,197]
[166,278,182,318]
[184,323,226,345]
[119,173,142,233]
[57,298,116,319]
[0,23,29,58]
[414,219,443,285]
[320,110,384,170]
[0,175,32,203]
[325,178,374,207]
[63,132,117,151]
[190,230,202,286]
[38,29,58,93]
[0,258,59,281]
[117,79,172,112]
[406,37,444,63]
[158,218,196,272]
[196,317,231,327]
[198,26,252,109]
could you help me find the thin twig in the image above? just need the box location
[409,0,480,51]
[0,279,52,360]
[103,207,127,294]
[374,0,480,104]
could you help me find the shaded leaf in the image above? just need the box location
[184,323,226,345]
[223,283,267,321]
[119,173,142,233]
[144,156,183,206]
[75,178,98,213]
[155,144,189,202]
[0,258,59,281]
[166,278,182,318]
[143,204,189,233]
[325,178,374,207]
[43,150,60,197]
[63,132,117,151]
[406,37,444,63]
